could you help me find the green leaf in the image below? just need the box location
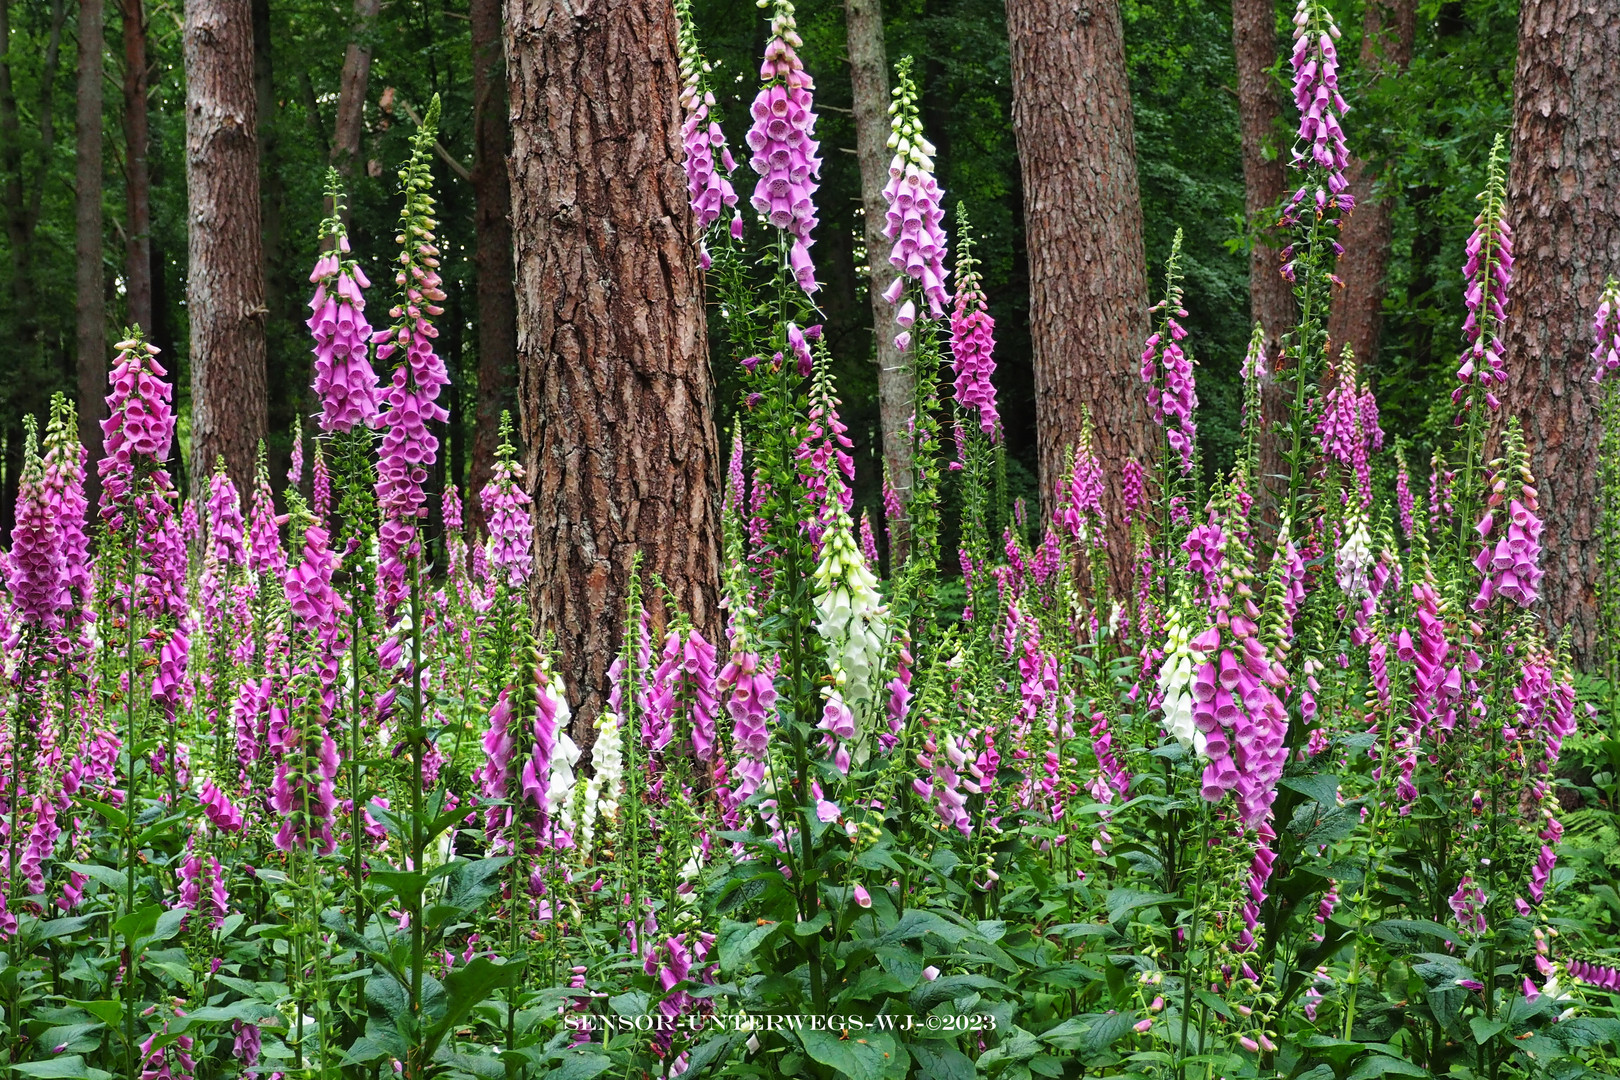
[911,1043,976,1080]
[547,1049,614,1080]
[1105,890,1177,924]
[61,863,126,897]
[65,1001,121,1029]
[420,957,526,1061]
[1346,1055,1429,1080]
[1040,1011,1136,1056]
[799,1028,907,1080]
[877,908,975,946]
[1370,920,1460,952]
[1469,1017,1506,1044]
[34,916,96,940]
[440,857,510,919]
[911,974,1007,1011]
[111,904,160,942]
[718,918,781,974]
[76,800,126,829]
[8,1058,112,1079]
[1279,773,1341,807]
[151,908,187,945]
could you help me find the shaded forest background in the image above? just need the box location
[0,0,1516,537]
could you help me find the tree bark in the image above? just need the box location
[844,0,910,551]
[76,0,106,497]
[1324,0,1415,370]
[121,0,152,335]
[330,0,383,180]
[468,0,517,526]
[185,0,269,492]
[1005,0,1151,586]
[504,0,722,736]
[1232,0,1293,351]
[1504,0,1619,666]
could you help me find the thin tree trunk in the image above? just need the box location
[76,0,107,498]
[330,0,383,180]
[844,0,910,552]
[504,0,722,737]
[1324,0,1415,370]
[1504,0,1619,667]
[468,0,516,526]
[1006,0,1151,587]
[185,0,269,492]
[121,0,152,333]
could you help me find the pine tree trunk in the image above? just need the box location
[504,0,722,735]
[330,0,382,180]
[1006,0,1151,585]
[1324,0,1415,370]
[76,0,106,499]
[185,0,269,491]
[121,0,152,334]
[468,0,517,527]
[1504,0,1619,667]
[845,0,910,553]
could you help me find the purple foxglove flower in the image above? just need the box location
[479,417,533,590]
[1141,236,1198,474]
[308,214,381,433]
[1591,278,1620,383]
[745,0,821,295]
[881,61,950,320]
[950,224,1000,439]
[1452,139,1512,415]
[676,12,739,234]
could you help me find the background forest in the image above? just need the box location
[0,0,1516,534]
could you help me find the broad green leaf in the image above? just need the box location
[8,1057,113,1079]
[799,1028,907,1080]
[111,904,160,942]
[718,918,781,974]
[1469,1017,1505,1044]
[910,1042,975,1080]
[547,1050,614,1080]
[1105,890,1177,924]
[1346,1055,1429,1080]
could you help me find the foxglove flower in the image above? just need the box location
[1315,352,1383,507]
[950,223,999,438]
[7,419,65,631]
[676,1,739,253]
[1592,277,1620,383]
[98,332,174,519]
[1141,233,1198,473]
[308,188,381,433]
[374,99,452,617]
[881,60,949,318]
[480,415,532,589]
[745,0,821,294]
[719,651,775,822]
[1472,434,1544,610]
[812,488,888,717]
[1453,137,1512,414]
[1284,0,1352,220]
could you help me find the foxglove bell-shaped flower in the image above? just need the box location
[1453,137,1512,415]
[881,59,949,318]
[480,414,533,589]
[745,0,821,294]
[1590,277,1620,383]
[1285,0,1352,220]
[1141,232,1198,474]
[308,187,381,433]
[950,216,1000,438]
[99,332,175,518]
[676,3,738,247]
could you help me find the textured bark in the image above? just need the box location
[1231,0,1294,510]
[121,0,152,334]
[1324,0,1415,370]
[1504,0,1619,666]
[330,0,382,179]
[185,0,269,492]
[1006,0,1151,585]
[75,0,106,497]
[844,0,910,548]
[468,0,517,526]
[504,0,722,735]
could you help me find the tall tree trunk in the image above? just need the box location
[1230,0,1295,513]
[468,0,516,526]
[76,0,107,493]
[1005,0,1150,586]
[1324,0,1415,370]
[1504,0,1619,667]
[504,0,722,736]
[185,0,269,491]
[121,0,152,334]
[330,0,382,180]
[844,0,910,551]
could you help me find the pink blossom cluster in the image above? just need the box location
[373,156,451,617]
[1140,298,1197,474]
[308,230,380,433]
[1591,278,1620,383]
[7,425,65,631]
[1055,433,1106,547]
[1314,362,1383,507]
[480,435,533,590]
[1454,153,1513,413]
[1471,463,1544,610]
[679,84,739,238]
[880,65,949,329]
[949,267,999,437]
[745,2,820,294]
[98,336,174,517]
[1284,0,1352,220]
[718,652,774,823]
[1568,959,1620,992]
